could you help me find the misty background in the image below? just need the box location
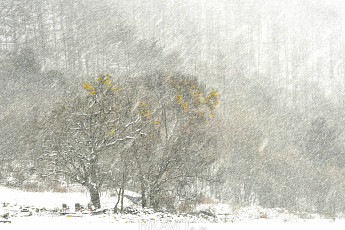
[1,0,345,217]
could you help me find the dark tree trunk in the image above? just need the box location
[120,187,124,212]
[114,188,122,213]
[88,185,101,209]
[141,184,151,208]
[141,188,146,208]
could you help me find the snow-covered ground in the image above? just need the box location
[0,185,344,229]
[0,185,135,210]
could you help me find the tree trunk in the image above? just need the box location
[114,188,122,213]
[141,186,151,208]
[146,185,151,208]
[87,185,101,209]
[141,185,147,208]
[120,187,124,212]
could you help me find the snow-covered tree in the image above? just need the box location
[127,72,221,209]
[41,74,144,209]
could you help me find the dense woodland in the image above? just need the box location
[1,0,345,216]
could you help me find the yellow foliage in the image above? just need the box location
[210,113,214,118]
[141,110,150,117]
[182,102,188,112]
[154,119,160,127]
[83,83,95,95]
[65,106,68,110]
[139,101,150,117]
[104,79,110,85]
[97,74,111,85]
[83,83,91,89]
[176,94,182,104]
[205,90,220,109]
[193,90,203,105]
[108,129,115,135]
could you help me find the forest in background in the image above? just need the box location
[1,0,345,216]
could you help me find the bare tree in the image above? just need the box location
[41,74,143,209]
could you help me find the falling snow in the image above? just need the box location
[1,0,345,228]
